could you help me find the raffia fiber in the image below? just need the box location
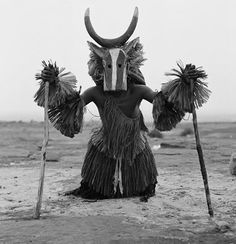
[81,140,157,198]
[124,41,146,68]
[128,69,146,85]
[34,61,77,108]
[99,97,147,163]
[153,92,185,131]
[76,96,157,198]
[163,63,211,113]
[48,93,84,138]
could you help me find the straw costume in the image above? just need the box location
[34,7,187,200]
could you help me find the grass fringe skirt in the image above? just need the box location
[77,138,158,199]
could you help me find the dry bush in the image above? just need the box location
[147,129,163,138]
[229,153,236,176]
[180,127,193,137]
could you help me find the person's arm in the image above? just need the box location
[152,90,185,132]
[39,68,89,138]
[136,85,158,103]
[136,84,185,131]
[80,86,97,106]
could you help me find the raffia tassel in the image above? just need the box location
[81,140,157,198]
[163,62,211,113]
[99,97,147,163]
[34,61,77,108]
[152,92,185,131]
[48,93,84,138]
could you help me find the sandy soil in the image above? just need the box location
[0,121,236,243]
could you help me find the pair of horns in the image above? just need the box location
[84,7,139,48]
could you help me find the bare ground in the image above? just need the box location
[0,121,236,243]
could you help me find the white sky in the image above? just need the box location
[0,0,235,122]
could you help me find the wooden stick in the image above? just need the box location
[34,82,49,219]
[192,107,214,217]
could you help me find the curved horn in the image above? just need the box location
[84,7,138,48]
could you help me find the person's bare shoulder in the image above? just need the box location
[132,84,157,103]
[81,86,103,105]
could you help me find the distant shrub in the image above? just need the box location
[147,129,163,138]
[180,127,193,137]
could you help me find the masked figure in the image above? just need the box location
[35,7,185,200]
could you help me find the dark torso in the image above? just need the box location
[81,84,156,118]
[94,86,142,118]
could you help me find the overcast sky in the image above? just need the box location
[0,0,235,122]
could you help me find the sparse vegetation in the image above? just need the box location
[147,129,163,138]
[180,127,193,137]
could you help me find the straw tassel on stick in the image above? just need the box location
[34,81,49,219]
[33,60,78,218]
[163,62,213,217]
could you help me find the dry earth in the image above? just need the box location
[0,120,236,243]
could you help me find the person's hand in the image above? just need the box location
[41,67,58,83]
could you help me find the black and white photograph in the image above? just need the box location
[0,0,236,243]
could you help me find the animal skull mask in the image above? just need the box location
[85,7,139,91]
